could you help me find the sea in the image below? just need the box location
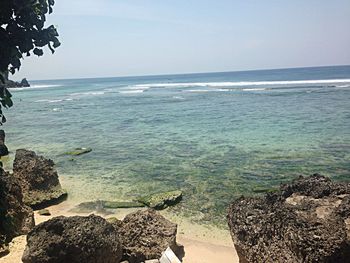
[4,65,350,225]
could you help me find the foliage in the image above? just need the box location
[0,0,60,125]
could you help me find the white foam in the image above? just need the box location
[131,79,350,89]
[187,89,229,93]
[119,90,144,94]
[10,84,62,91]
[242,88,267,91]
[70,91,105,96]
[35,99,63,103]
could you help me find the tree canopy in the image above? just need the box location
[0,0,60,125]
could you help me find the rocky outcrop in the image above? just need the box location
[0,168,34,256]
[13,149,67,209]
[227,174,350,263]
[0,130,9,157]
[22,214,123,263]
[111,209,182,263]
[1,78,30,89]
[137,190,182,210]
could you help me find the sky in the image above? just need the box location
[14,0,350,80]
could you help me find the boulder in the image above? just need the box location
[22,214,123,263]
[13,149,67,209]
[0,130,9,157]
[111,209,182,263]
[20,78,30,87]
[227,174,350,263]
[137,190,182,210]
[0,168,34,256]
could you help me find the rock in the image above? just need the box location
[22,214,123,263]
[64,147,92,156]
[70,200,112,215]
[137,191,182,210]
[0,168,34,255]
[0,130,9,157]
[72,200,145,213]
[13,149,67,209]
[111,209,182,263]
[103,201,145,209]
[2,75,30,89]
[227,174,350,263]
[38,209,51,216]
[20,78,30,87]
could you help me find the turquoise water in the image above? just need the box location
[4,65,350,224]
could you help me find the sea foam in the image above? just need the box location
[131,79,350,89]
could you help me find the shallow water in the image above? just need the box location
[4,65,350,225]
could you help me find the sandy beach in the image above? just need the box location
[0,201,239,263]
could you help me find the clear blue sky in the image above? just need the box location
[15,0,350,80]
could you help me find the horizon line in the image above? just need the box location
[23,63,350,82]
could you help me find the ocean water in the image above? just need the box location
[4,65,350,225]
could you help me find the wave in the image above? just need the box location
[10,84,62,91]
[131,79,350,89]
[119,90,144,94]
[70,91,105,96]
[242,88,267,91]
[35,98,74,103]
[186,89,229,93]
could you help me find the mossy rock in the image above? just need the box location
[64,148,92,156]
[137,190,182,210]
[103,201,145,209]
[24,188,68,210]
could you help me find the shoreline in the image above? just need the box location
[1,201,239,263]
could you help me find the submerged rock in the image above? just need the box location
[71,200,145,215]
[111,209,182,263]
[103,201,145,209]
[13,149,67,209]
[22,215,123,263]
[137,190,182,210]
[0,168,34,256]
[227,174,350,263]
[64,147,92,156]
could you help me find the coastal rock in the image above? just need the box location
[13,149,67,209]
[22,215,123,263]
[1,77,30,89]
[20,78,30,87]
[227,174,350,263]
[0,130,9,157]
[112,209,182,262]
[137,190,182,210]
[0,168,34,255]
[64,147,92,156]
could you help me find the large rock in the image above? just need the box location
[22,215,123,263]
[0,130,9,157]
[227,174,350,263]
[13,149,67,209]
[112,209,181,263]
[0,168,34,256]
